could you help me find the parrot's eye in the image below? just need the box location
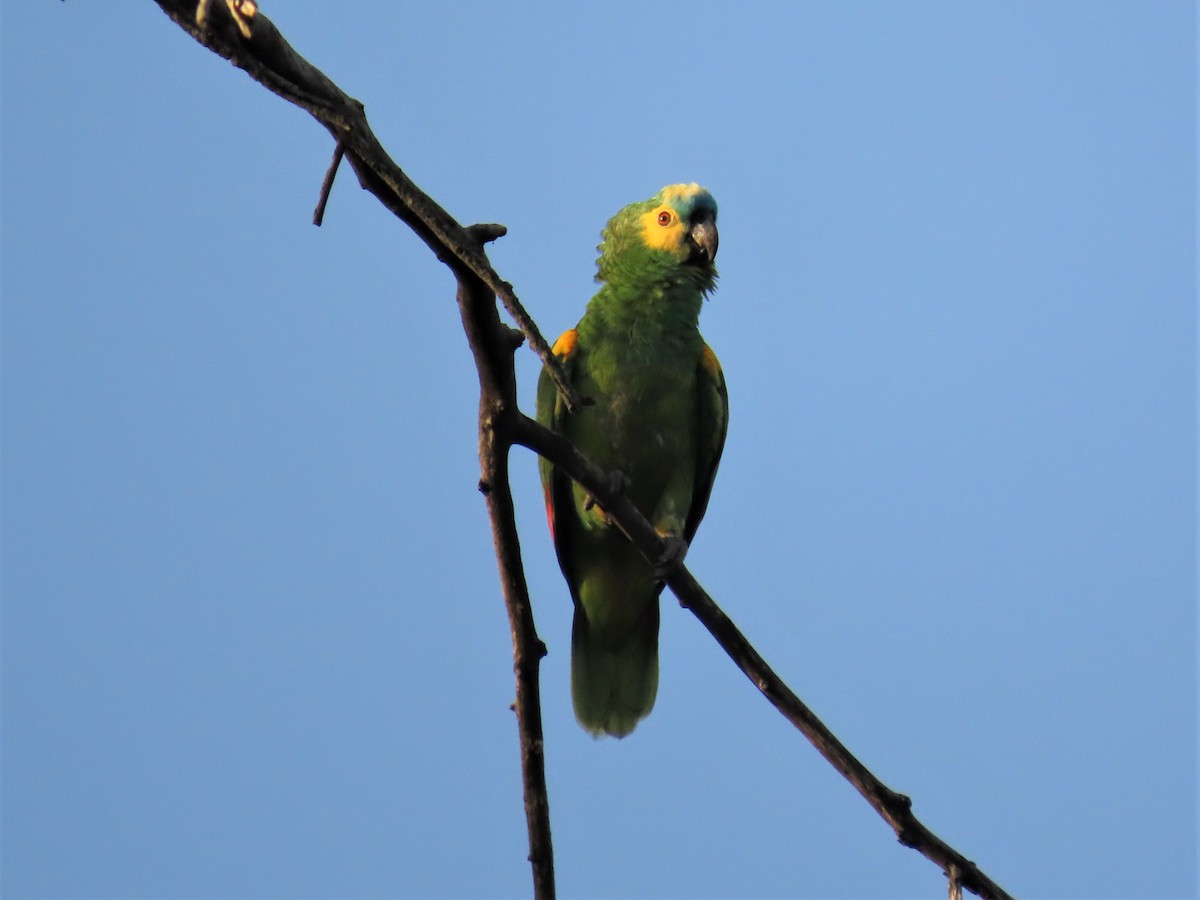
[657,210,673,226]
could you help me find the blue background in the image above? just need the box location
[3,2,1195,898]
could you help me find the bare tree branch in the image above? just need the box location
[151,2,560,895]
[455,224,555,899]
[146,3,1015,899]
[152,0,586,414]
[513,418,1015,900]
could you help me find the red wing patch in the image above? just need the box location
[543,483,556,538]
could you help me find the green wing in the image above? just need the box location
[684,341,729,544]
[536,329,581,600]
[538,331,726,578]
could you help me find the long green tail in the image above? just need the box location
[570,598,659,738]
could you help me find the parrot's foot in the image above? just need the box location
[653,535,689,579]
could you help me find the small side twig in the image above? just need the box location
[155,0,585,413]
[313,135,346,226]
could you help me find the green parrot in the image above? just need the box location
[536,183,728,738]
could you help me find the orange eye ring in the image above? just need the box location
[657,210,673,226]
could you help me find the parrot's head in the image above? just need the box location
[595,183,719,294]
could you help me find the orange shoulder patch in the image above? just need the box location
[700,343,722,380]
[552,328,578,358]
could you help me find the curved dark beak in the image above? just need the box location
[686,218,718,266]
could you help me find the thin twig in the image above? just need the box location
[153,0,585,413]
[312,136,345,226]
[950,863,964,900]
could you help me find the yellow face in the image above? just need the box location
[637,183,706,254]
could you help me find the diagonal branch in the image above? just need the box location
[148,3,1014,899]
[152,0,586,414]
[513,415,1015,900]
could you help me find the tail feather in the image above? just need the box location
[570,599,659,738]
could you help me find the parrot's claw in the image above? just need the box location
[653,535,689,579]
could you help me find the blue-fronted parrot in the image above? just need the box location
[536,183,728,738]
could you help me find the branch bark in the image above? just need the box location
[513,418,1015,900]
[455,225,554,899]
[148,3,1015,899]
[152,0,585,414]
[152,2,560,895]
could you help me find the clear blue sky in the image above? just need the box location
[3,3,1195,898]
